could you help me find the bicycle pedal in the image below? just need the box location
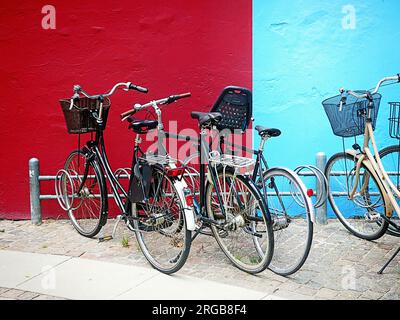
[98,235,113,242]
[364,211,381,223]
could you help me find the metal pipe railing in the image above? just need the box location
[30,152,397,225]
[28,153,331,225]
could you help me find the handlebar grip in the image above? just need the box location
[120,108,136,120]
[166,92,192,104]
[177,92,191,99]
[129,84,149,93]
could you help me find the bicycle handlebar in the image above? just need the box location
[120,92,191,120]
[339,74,400,110]
[128,83,149,93]
[72,82,148,100]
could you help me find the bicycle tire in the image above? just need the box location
[205,168,274,274]
[259,167,314,276]
[325,152,388,240]
[132,165,191,274]
[63,150,107,238]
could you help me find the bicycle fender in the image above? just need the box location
[173,179,196,231]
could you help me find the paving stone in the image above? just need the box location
[17,291,40,300]
[335,290,362,300]
[295,285,319,297]
[380,289,400,300]
[1,289,24,299]
[360,290,384,300]
[315,288,339,299]
[32,295,64,300]
[275,281,302,292]
[0,288,10,295]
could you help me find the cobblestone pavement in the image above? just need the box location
[0,219,399,300]
[0,287,67,300]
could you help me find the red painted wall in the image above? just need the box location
[0,0,252,219]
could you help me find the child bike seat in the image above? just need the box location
[210,86,252,132]
[128,117,158,134]
[255,125,281,138]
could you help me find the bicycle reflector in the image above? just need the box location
[165,166,185,178]
[183,188,194,207]
[307,189,314,197]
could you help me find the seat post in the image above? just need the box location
[258,136,268,152]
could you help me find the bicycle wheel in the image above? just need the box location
[63,150,107,237]
[379,145,400,236]
[132,165,191,274]
[259,168,313,276]
[205,169,274,274]
[325,152,388,240]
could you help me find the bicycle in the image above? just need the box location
[323,75,400,244]
[178,87,315,276]
[123,100,275,274]
[56,82,195,274]
[191,111,275,274]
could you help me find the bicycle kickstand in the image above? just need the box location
[378,246,400,274]
[98,215,124,242]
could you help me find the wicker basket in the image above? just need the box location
[59,97,111,134]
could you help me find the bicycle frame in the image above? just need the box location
[194,128,229,223]
[347,121,400,219]
[169,130,276,223]
[170,130,294,220]
[79,129,134,215]
[167,127,268,239]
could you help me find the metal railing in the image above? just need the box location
[28,152,332,226]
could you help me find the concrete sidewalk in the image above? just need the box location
[0,250,291,300]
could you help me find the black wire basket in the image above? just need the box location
[389,102,400,139]
[59,97,111,134]
[322,92,381,138]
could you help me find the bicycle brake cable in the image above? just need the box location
[367,80,399,92]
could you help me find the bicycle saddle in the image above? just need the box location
[191,111,222,127]
[128,117,158,134]
[255,125,281,138]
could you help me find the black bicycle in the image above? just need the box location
[181,86,314,276]
[127,103,275,274]
[56,83,194,274]
[188,110,274,274]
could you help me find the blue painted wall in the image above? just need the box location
[253,0,400,171]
